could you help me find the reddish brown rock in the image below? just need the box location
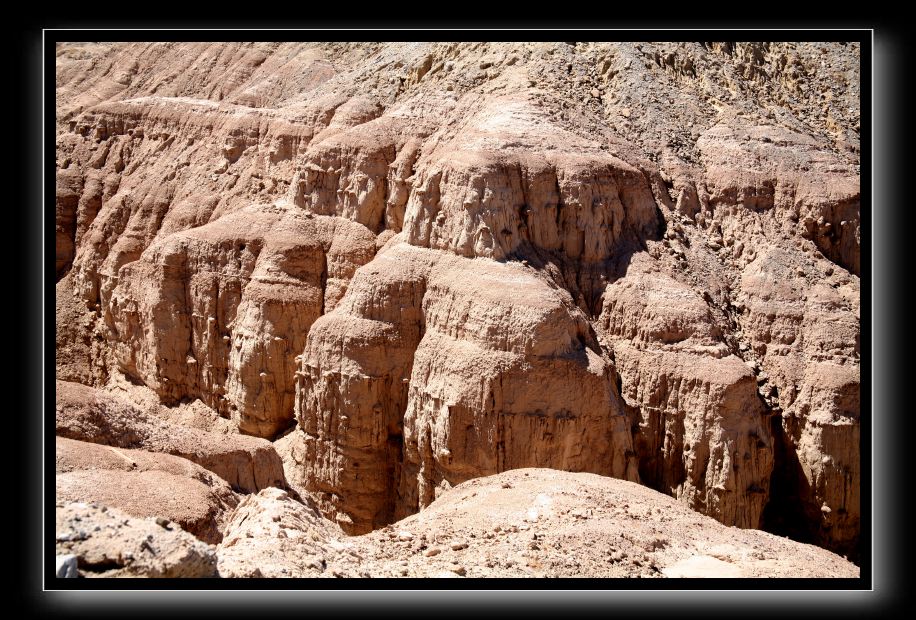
[295,242,642,533]
[597,254,774,528]
[736,246,860,558]
[56,42,861,561]
[56,380,286,493]
[105,204,376,437]
[56,437,239,544]
[696,123,860,275]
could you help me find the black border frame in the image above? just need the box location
[14,19,909,614]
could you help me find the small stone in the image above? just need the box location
[451,542,468,551]
[423,547,441,557]
[451,566,467,576]
[56,554,78,578]
[155,517,170,528]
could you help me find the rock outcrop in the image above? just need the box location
[737,246,860,558]
[217,469,859,578]
[105,204,376,437]
[56,501,219,578]
[56,437,239,544]
[56,42,860,561]
[597,252,774,529]
[216,487,366,578]
[295,242,645,533]
[56,380,286,493]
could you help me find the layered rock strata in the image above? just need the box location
[56,437,239,543]
[55,42,861,558]
[104,205,376,437]
[56,380,286,493]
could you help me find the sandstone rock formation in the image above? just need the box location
[56,437,238,543]
[56,501,219,578]
[56,380,286,493]
[105,205,376,437]
[216,487,367,578]
[218,469,859,578]
[296,242,642,533]
[56,41,860,562]
[599,251,774,529]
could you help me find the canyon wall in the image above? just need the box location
[56,42,861,559]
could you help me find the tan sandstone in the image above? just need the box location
[56,380,286,493]
[56,501,218,578]
[56,437,239,543]
[217,469,858,578]
[56,42,860,561]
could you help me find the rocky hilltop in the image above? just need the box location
[55,41,860,572]
[58,468,857,578]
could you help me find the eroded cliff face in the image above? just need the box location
[295,243,644,531]
[104,204,376,437]
[56,41,860,559]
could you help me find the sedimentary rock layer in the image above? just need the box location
[217,469,859,578]
[56,437,239,543]
[56,380,286,493]
[56,42,860,558]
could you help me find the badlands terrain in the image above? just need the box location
[55,41,860,578]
